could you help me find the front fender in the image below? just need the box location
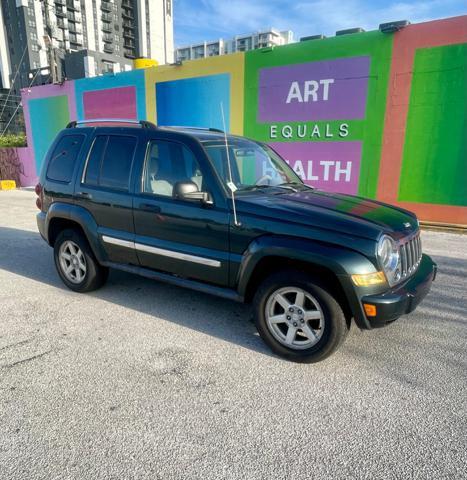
[45,202,108,264]
[237,235,378,329]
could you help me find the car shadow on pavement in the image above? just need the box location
[0,226,271,358]
[1,226,466,369]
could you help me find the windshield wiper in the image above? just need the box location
[238,184,275,191]
[278,182,314,191]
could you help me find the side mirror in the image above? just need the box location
[173,181,213,205]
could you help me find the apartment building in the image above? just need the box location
[0,0,174,91]
[175,29,294,62]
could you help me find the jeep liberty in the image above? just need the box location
[36,120,437,362]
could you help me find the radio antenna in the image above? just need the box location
[220,102,240,227]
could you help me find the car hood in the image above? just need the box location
[235,189,418,241]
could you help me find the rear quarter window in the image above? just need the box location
[46,134,85,183]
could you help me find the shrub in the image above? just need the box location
[0,134,27,148]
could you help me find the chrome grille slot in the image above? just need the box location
[401,243,407,277]
[399,232,422,281]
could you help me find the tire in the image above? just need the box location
[253,270,349,363]
[53,228,108,293]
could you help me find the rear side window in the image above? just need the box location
[46,134,84,183]
[100,136,137,190]
[83,135,137,191]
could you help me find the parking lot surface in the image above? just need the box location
[0,189,466,480]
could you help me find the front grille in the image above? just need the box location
[399,232,422,280]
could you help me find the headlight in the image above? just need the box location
[377,235,401,286]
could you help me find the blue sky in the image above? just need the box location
[173,0,466,46]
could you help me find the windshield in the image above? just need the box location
[202,137,302,191]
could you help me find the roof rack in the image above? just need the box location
[164,126,224,133]
[66,119,157,129]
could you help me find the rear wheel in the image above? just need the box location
[54,229,108,292]
[253,270,349,362]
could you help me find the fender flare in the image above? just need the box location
[236,235,377,329]
[45,202,108,264]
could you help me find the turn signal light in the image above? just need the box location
[351,271,386,287]
[363,303,377,317]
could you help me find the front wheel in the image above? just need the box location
[253,271,349,362]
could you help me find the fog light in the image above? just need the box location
[351,271,386,287]
[363,303,377,317]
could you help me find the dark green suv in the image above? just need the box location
[36,120,436,362]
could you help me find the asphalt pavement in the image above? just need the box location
[0,190,466,480]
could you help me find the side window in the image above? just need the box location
[143,140,203,197]
[46,134,84,183]
[100,136,137,190]
[83,135,136,191]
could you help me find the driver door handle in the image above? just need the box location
[76,191,92,199]
[139,203,161,213]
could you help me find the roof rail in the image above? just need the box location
[164,126,224,133]
[66,119,157,129]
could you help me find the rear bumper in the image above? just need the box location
[37,211,48,243]
[361,254,437,327]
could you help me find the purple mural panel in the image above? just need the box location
[83,86,137,120]
[270,141,362,194]
[258,56,370,122]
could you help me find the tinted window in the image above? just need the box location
[100,136,137,190]
[83,135,136,191]
[84,135,107,186]
[46,134,84,183]
[143,141,203,196]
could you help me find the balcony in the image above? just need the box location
[54,0,66,5]
[101,1,112,12]
[103,33,113,43]
[69,33,82,45]
[123,29,134,39]
[101,12,112,22]
[66,0,80,11]
[55,8,66,17]
[103,44,114,53]
[68,22,82,34]
[102,23,113,33]
[122,0,133,7]
[122,9,134,20]
[67,12,81,22]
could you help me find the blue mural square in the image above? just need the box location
[156,74,230,131]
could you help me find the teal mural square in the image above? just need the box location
[29,95,70,172]
[156,74,230,131]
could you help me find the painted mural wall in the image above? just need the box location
[21,16,467,225]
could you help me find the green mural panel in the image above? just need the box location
[399,43,467,206]
[244,32,393,198]
[29,95,70,172]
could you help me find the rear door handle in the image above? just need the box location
[76,191,92,199]
[139,203,161,213]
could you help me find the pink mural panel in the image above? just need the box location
[270,141,362,195]
[18,147,38,187]
[83,86,137,120]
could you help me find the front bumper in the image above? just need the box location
[361,254,437,327]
